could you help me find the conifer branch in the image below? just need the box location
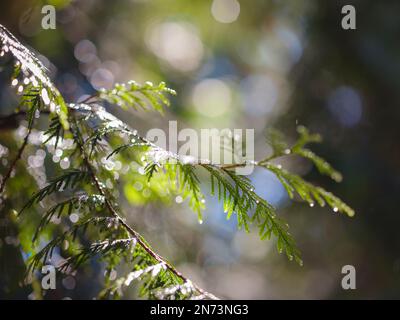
[1,23,354,300]
[69,116,218,300]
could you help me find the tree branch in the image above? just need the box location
[70,115,218,300]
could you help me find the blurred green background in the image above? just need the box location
[1,0,400,299]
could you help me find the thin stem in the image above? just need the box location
[258,152,284,165]
[0,125,33,195]
[79,93,99,104]
[218,152,283,170]
[218,163,246,170]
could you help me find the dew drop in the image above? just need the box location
[55,149,63,157]
[309,202,315,207]
[60,157,70,169]
[175,195,183,204]
[62,240,69,250]
[105,161,115,171]
[41,88,51,105]
[31,76,38,87]
[333,207,339,212]
[11,79,18,87]
[50,102,56,112]
[69,213,79,223]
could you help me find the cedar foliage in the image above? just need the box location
[0,24,354,299]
